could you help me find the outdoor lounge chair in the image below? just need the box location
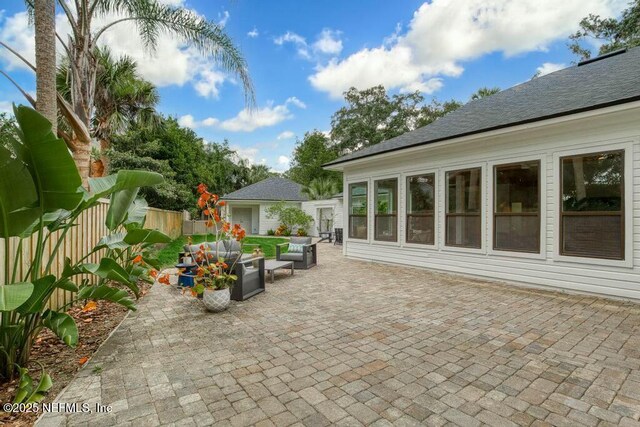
[334,228,343,245]
[231,257,265,301]
[276,236,317,269]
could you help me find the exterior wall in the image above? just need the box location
[339,105,640,299]
[224,202,260,235]
[301,199,344,236]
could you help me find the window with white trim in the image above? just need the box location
[348,182,368,239]
[374,178,398,242]
[560,150,624,260]
[406,173,435,245]
[446,168,482,248]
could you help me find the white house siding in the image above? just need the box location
[301,199,344,236]
[339,104,640,300]
[224,202,260,235]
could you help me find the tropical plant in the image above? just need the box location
[0,106,169,400]
[58,47,161,175]
[302,178,340,200]
[470,87,501,101]
[5,0,254,183]
[172,184,246,294]
[265,202,314,235]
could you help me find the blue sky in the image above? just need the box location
[0,0,627,172]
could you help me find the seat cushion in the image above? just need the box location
[184,244,206,254]
[206,242,226,253]
[279,252,303,262]
[290,237,312,245]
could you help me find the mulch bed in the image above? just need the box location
[0,281,153,426]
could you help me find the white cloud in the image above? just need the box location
[178,114,219,128]
[272,155,290,172]
[0,101,12,114]
[313,29,343,55]
[217,11,230,27]
[0,7,235,100]
[274,31,311,59]
[275,28,344,60]
[285,96,306,109]
[180,97,305,132]
[247,27,259,38]
[219,102,292,132]
[178,114,196,128]
[231,146,261,165]
[536,62,566,76]
[310,0,625,99]
[277,130,295,140]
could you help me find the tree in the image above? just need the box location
[58,47,161,175]
[470,87,501,101]
[286,131,341,187]
[416,99,463,128]
[34,0,57,132]
[265,201,314,234]
[569,1,640,60]
[243,163,276,186]
[13,0,254,184]
[331,86,425,152]
[302,178,339,200]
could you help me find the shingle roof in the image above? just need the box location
[222,177,308,201]
[325,47,640,167]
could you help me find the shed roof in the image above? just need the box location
[223,177,308,201]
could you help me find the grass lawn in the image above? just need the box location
[155,235,290,267]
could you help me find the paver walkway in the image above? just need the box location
[38,244,640,426]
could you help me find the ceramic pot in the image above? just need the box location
[202,288,230,312]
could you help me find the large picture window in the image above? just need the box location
[348,182,368,239]
[446,168,482,248]
[494,161,540,253]
[374,178,398,242]
[561,151,624,260]
[406,174,435,245]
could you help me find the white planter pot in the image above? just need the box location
[202,288,230,312]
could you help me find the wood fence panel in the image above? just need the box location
[0,201,182,310]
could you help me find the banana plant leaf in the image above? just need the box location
[0,142,39,238]
[42,310,78,347]
[70,258,139,297]
[124,198,149,230]
[16,275,55,314]
[77,285,136,311]
[123,229,172,245]
[13,367,53,404]
[0,282,34,311]
[13,106,82,213]
[105,172,163,230]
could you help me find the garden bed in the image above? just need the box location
[0,280,153,426]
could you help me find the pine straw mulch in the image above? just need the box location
[0,281,153,426]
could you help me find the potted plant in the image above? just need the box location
[188,184,246,312]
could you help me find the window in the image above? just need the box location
[348,182,368,239]
[406,173,435,245]
[446,168,482,248]
[374,178,398,242]
[494,161,540,253]
[560,151,624,260]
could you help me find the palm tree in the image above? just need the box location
[302,178,340,200]
[12,0,254,185]
[470,87,501,101]
[63,48,161,175]
[34,0,57,132]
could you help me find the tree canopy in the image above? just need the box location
[286,131,342,187]
[569,0,640,60]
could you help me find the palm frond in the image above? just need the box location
[92,0,254,105]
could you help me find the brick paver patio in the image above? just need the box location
[38,244,640,426]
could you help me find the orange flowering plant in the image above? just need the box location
[187,184,247,294]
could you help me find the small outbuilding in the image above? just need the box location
[222,177,343,236]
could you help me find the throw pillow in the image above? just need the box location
[288,243,305,253]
